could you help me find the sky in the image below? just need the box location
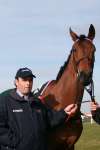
[0,0,100,112]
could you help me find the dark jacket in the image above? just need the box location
[92,108,100,124]
[0,89,67,150]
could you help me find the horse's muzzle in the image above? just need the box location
[78,71,92,86]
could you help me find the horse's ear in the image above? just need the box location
[87,24,95,41]
[69,27,79,41]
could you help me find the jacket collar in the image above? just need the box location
[9,89,40,105]
[10,89,34,102]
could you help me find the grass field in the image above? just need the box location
[75,122,100,150]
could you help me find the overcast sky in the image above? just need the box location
[0,0,100,112]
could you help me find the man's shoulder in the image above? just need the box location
[0,89,14,97]
[0,89,14,106]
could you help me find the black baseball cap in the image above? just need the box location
[15,67,36,79]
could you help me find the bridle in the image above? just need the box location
[71,38,95,102]
[72,38,95,77]
[85,79,95,102]
[72,52,92,78]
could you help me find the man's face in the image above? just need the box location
[15,77,33,95]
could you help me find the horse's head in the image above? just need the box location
[70,24,96,86]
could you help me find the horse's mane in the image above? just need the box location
[56,49,73,81]
[56,35,86,81]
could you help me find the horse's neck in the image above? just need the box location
[53,60,84,107]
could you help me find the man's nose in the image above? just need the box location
[26,81,30,85]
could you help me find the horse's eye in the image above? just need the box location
[92,45,96,52]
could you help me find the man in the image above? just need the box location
[91,101,100,124]
[0,67,78,150]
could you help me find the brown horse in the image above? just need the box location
[39,24,96,150]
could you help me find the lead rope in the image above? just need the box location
[85,79,95,102]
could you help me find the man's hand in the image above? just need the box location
[64,104,78,118]
[91,101,99,111]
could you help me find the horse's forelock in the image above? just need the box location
[79,34,86,40]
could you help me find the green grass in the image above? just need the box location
[75,122,100,150]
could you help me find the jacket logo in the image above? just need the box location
[13,109,23,112]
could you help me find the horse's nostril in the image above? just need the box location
[78,71,92,86]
